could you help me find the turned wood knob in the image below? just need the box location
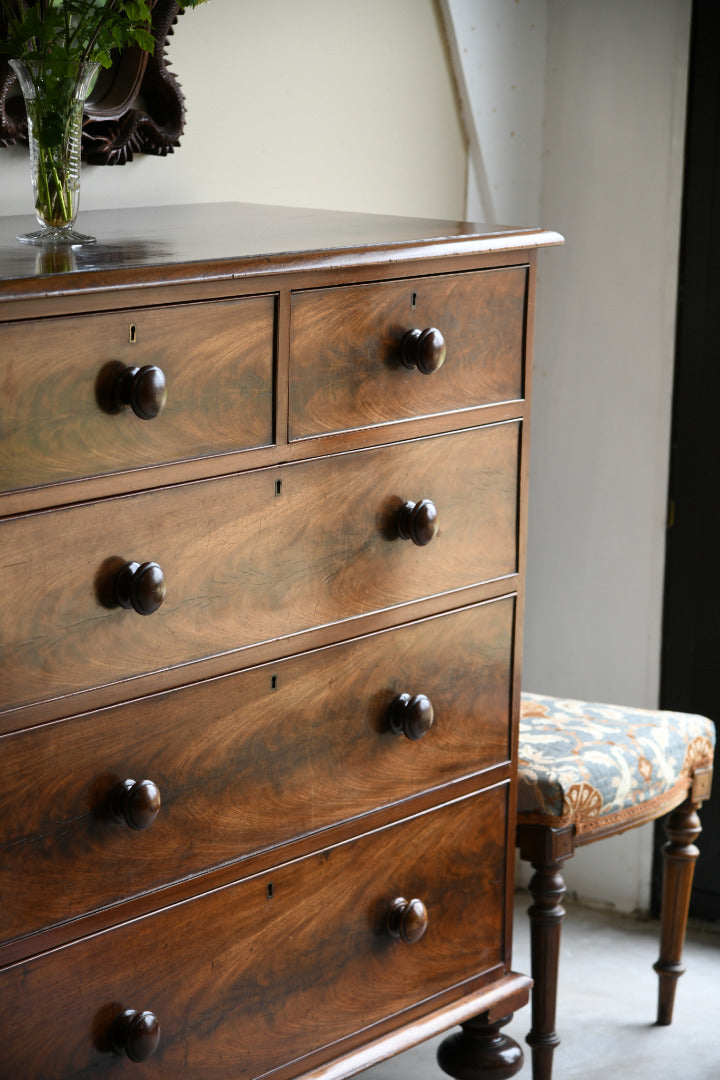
[109,779,161,831]
[400,328,446,374]
[386,897,428,944]
[114,561,166,615]
[388,693,435,741]
[397,499,438,546]
[114,364,167,419]
[111,1009,161,1062]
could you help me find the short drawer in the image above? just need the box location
[0,598,514,943]
[0,786,508,1080]
[289,268,527,439]
[0,295,275,494]
[1,422,520,712]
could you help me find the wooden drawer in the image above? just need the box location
[1,422,520,713]
[289,268,527,439]
[0,598,513,943]
[0,786,508,1080]
[0,296,275,494]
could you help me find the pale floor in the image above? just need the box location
[364,890,720,1080]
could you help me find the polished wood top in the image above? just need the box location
[0,202,563,302]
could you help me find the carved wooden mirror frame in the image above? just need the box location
[0,0,189,165]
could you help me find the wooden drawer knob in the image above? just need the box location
[111,1009,161,1062]
[397,499,438,546]
[114,560,166,615]
[110,779,161,831]
[388,693,434,741]
[386,897,428,944]
[114,364,167,420]
[401,328,446,374]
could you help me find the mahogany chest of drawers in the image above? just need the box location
[0,203,560,1079]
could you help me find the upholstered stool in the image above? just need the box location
[516,692,715,1080]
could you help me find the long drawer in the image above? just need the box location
[0,786,508,1080]
[0,295,275,494]
[289,268,527,439]
[1,422,520,712]
[0,598,514,944]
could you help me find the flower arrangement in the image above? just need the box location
[0,1,210,241]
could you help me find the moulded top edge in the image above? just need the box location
[0,201,564,298]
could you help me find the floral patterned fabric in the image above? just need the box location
[518,692,715,836]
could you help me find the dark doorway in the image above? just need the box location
[655,0,720,922]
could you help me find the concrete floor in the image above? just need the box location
[364,890,720,1080]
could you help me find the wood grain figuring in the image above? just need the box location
[0,422,520,712]
[0,786,508,1080]
[0,203,559,1080]
[0,295,275,493]
[289,268,526,439]
[0,598,514,943]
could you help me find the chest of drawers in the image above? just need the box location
[0,203,561,1080]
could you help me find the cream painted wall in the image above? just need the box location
[0,0,466,220]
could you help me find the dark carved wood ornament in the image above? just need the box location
[0,0,189,165]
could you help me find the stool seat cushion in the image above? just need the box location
[518,692,715,836]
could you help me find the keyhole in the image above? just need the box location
[410,292,417,309]
[275,479,282,496]
[271,675,277,690]
[267,882,274,898]
[129,324,137,344]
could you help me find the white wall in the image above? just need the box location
[1,0,466,221]
[529,0,690,710]
[528,0,690,912]
[440,0,548,226]
[445,0,691,912]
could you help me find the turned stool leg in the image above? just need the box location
[517,823,575,1080]
[653,784,708,1025]
[526,861,566,1080]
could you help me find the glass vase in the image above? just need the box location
[10,58,99,246]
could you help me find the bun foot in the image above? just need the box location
[438,1014,524,1080]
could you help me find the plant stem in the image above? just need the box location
[51,157,69,221]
